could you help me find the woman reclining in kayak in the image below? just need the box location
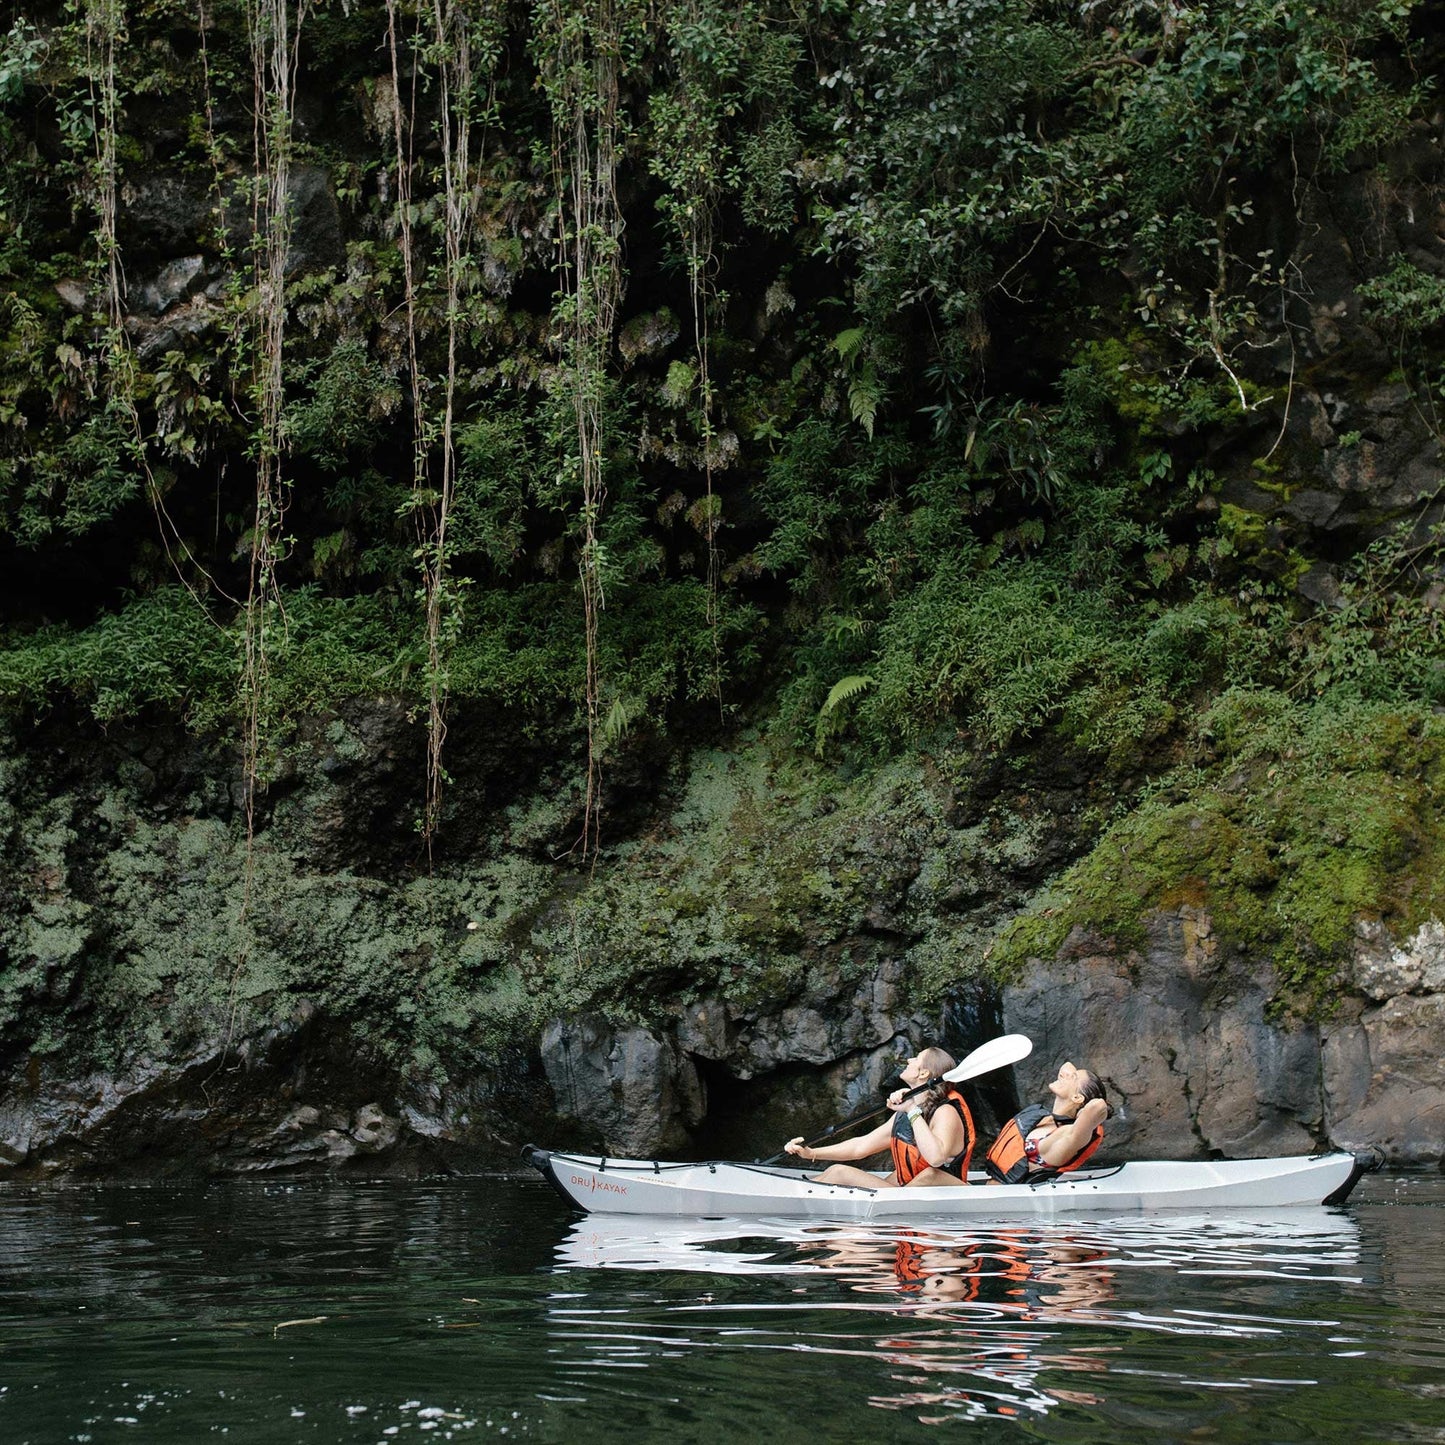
[984,1061,1110,1183]
[782,1047,975,1188]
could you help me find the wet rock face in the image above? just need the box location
[539,962,943,1159]
[1266,378,1445,549]
[1324,920,1445,1164]
[0,985,934,1173]
[1002,909,1445,1165]
[541,1015,705,1158]
[714,957,919,1081]
[5,910,1442,1170]
[0,1006,540,1179]
[1208,144,1445,593]
[117,164,344,276]
[117,172,212,264]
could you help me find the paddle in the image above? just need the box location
[756,1033,1033,1166]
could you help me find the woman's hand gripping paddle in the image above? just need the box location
[757,1033,1033,1165]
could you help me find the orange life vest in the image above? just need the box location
[889,1086,975,1184]
[984,1105,1103,1184]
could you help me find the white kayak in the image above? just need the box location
[524,1146,1375,1218]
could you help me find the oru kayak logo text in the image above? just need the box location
[570,1173,627,1196]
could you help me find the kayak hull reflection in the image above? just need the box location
[525,1147,1374,1217]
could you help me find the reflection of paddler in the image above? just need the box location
[985,1061,1109,1184]
[983,1228,1113,1315]
[1030,1241,1115,1315]
[784,1047,976,1189]
[986,1229,1034,1302]
[894,1238,926,1287]
[893,1232,986,1301]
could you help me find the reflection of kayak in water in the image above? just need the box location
[552,1208,1362,1282]
[527,1146,1375,1217]
[545,1210,1366,1428]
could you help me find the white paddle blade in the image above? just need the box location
[944,1033,1032,1083]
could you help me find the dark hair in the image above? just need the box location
[916,1046,957,1121]
[1076,1069,1111,1117]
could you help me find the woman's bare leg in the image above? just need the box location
[812,1164,897,1189]
[903,1166,969,1188]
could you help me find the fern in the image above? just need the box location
[831,329,881,438]
[848,363,882,440]
[820,672,875,713]
[814,672,875,756]
[600,693,645,752]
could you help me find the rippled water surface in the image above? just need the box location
[2,1171,1443,1442]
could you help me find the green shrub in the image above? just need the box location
[993,692,1445,1016]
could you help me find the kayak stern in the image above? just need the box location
[1322,1148,1384,1206]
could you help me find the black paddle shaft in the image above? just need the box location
[756,1077,933,1166]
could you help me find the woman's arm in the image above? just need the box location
[784,1116,894,1165]
[1035,1098,1107,1167]
[905,1104,964,1167]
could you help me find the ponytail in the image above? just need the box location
[914,1046,957,1122]
[1076,1070,1111,1118]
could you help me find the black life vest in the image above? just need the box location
[889,1085,976,1184]
[984,1104,1103,1184]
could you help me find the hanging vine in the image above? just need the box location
[650,0,734,707]
[96,0,234,606]
[383,0,434,843]
[241,0,306,837]
[385,0,502,853]
[675,141,722,704]
[80,0,124,338]
[75,0,149,516]
[423,0,469,852]
[534,0,636,858]
[384,0,423,479]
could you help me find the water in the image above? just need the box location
[2,1171,1443,1442]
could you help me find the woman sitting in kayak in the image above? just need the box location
[782,1047,975,1188]
[984,1061,1110,1184]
